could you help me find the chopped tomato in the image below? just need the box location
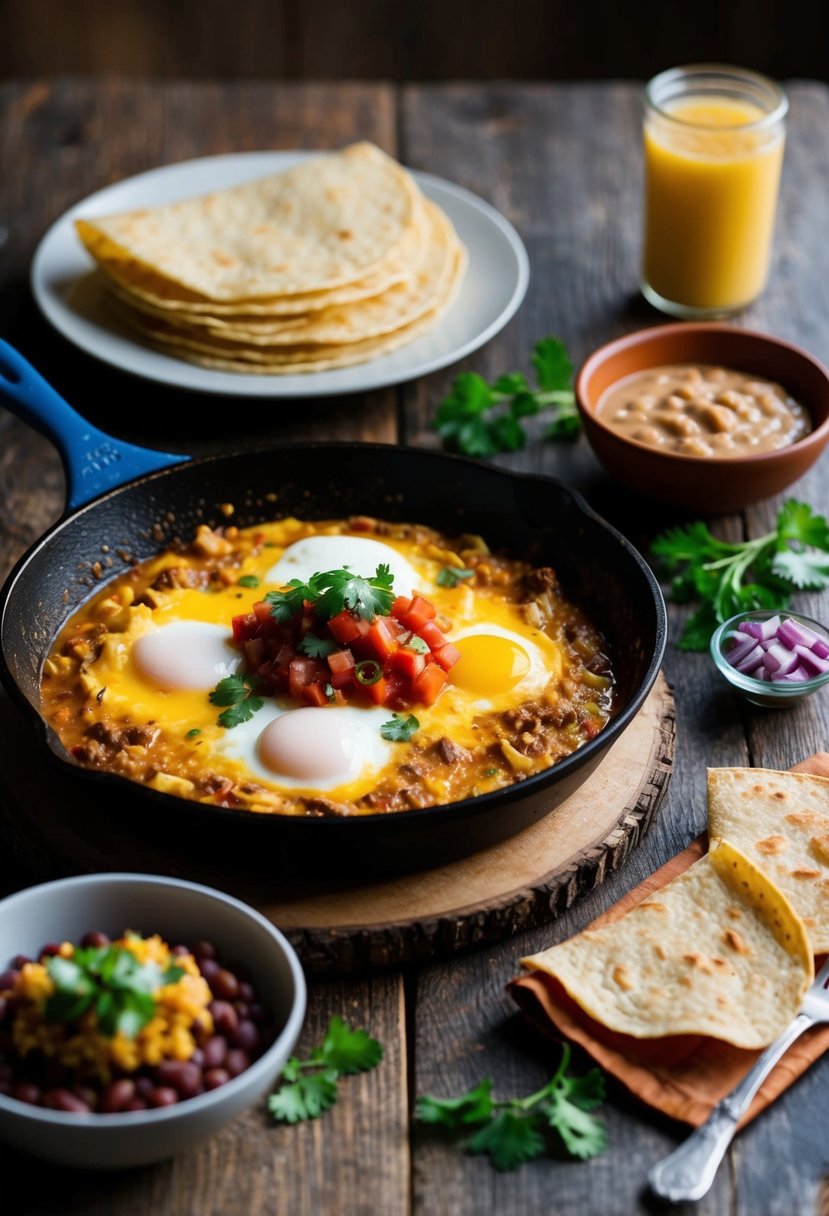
[412,662,448,706]
[433,643,461,672]
[253,600,273,624]
[302,682,330,708]
[390,596,413,620]
[390,648,426,679]
[232,613,259,644]
[328,610,370,645]
[401,595,437,632]
[288,657,325,700]
[327,649,355,675]
[366,618,399,660]
[364,674,389,705]
[244,637,267,669]
[418,621,447,651]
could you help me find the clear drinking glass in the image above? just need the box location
[641,64,788,318]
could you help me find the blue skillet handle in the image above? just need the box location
[0,340,189,512]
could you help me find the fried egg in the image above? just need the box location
[266,535,422,598]
[212,701,393,794]
[133,621,240,691]
[448,623,551,709]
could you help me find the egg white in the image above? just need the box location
[266,535,422,599]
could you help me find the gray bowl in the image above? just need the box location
[0,873,306,1168]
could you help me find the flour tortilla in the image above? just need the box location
[708,767,829,951]
[75,142,421,300]
[117,245,467,374]
[109,200,457,348]
[90,209,424,316]
[522,840,813,1048]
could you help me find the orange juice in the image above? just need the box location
[642,69,787,316]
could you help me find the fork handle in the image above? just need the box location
[648,1012,813,1204]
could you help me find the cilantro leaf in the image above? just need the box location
[416,1049,608,1171]
[268,1070,339,1123]
[777,499,829,550]
[237,574,261,589]
[316,565,395,622]
[217,696,264,729]
[186,728,202,739]
[209,673,258,707]
[772,549,829,589]
[321,1015,384,1075]
[432,336,579,456]
[209,672,264,729]
[436,565,474,589]
[380,713,420,742]
[299,634,337,659]
[652,499,829,651]
[268,1016,383,1126]
[265,576,318,623]
[532,337,573,393]
[416,1079,494,1127]
[467,1110,547,1171]
[45,944,184,1040]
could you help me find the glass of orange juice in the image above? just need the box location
[642,64,788,318]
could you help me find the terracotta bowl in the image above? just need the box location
[575,323,829,513]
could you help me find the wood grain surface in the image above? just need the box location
[1,78,829,1215]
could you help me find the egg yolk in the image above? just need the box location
[450,634,531,696]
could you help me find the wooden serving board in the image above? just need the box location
[0,675,674,975]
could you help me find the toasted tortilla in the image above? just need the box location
[75,142,421,300]
[708,766,829,952]
[521,840,813,1049]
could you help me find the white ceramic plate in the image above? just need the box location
[31,151,529,397]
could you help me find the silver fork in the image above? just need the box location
[648,954,829,1204]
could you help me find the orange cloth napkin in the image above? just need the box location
[509,753,829,1128]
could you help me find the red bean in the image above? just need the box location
[125,1097,148,1112]
[43,1088,91,1113]
[189,1048,205,1069]
[135,1076,155,1099]
[73,1084,98,1110]
[192,941,216,961]
[99,1079,136,1113]
[154,1060,202,1100]
[198,958,220,982]
[210,969,240,1001]
[11,954,32,970]
[0,970,19,991]
[247,1002,266,1024]
[233,1021,260,1054]
[225,1048,250,1078]
[12,1081,41,1105]
[39,943,62,957]
[148,1086,179,1108]
[81,931,110,949]
[210,1000,239,1037]
[203,1036,227,1068]
[238,981,255,1003]
[234,1001,250,1020]
[204,1068,230,1090]
[171,944,190,957]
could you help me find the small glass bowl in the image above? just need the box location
[711,609,829,708]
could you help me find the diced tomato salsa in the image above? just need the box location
[231,592,459,710]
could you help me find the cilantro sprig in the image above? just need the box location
[265,564,395,625]
[436,565,474,589]
[433,338,579,457]
[44,944,184,1040]
[380,712,420,742]
[652,499,829,650]
[268,1015,383,1124]
[209,672,264,728]
[416,1045,607,1170]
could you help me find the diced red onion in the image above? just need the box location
[724,615,829,685]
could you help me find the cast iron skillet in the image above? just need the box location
[0,341,667,876]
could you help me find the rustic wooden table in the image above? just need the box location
[1,78,829,1216]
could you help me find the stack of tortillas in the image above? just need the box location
[74,142,467,374]
[522,766,829,1050]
